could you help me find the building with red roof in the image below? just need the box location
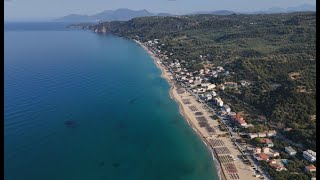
[257,153,269,161]
[305,165,316,172]
[231,114,247,127]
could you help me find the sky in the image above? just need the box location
[4,0,316,21]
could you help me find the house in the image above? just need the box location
[305,165,316,173]
[223,105,231,113]
[272,151,280,157]
[248,133,258,139]
[224,82,238,88]
[211,91,217,97]
[194,88,206,93]
[257,132,267,138]
[303,150,316,162]
[285,146,297,156]
[265,138,274,147]
[258,153,269,161]
[254,147,262,154]
[214,97,224,107]
[262,147,270,153]
[231,114,247,127]
[267,130,277,137]
[269,159,277,164]
[207,84,216,90]
[258,138,273,147]
[205,94,213,101]
[240,80,251,87]
[269,159,286,171]
[201,83,211,87]
[273,165,286,171]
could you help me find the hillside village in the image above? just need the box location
[140,37,316,180]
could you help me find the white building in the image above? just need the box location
[267,130,277,137]
[262,147,270,153]
[201,83,211,87]
[212,70,217,75]
[205,94,213,101]
[303,150,316,162]
[248,133,258,139]
[285,146,297,156]
[254,147,262,154]
[223,105,231,113]
[258,132,267,138]
[214,97,224,107]
[217,66,224,72]
[207,84,216,90]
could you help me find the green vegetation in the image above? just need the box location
[260,161,311,180]
[82,12,316,151]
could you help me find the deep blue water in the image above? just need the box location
[4,23,219,180]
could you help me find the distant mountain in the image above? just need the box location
[56,8,171,22]
[243,3,316,14]
[192,10,236,15]
[57,4,315,23]
[56,14,90,22]
[286,3,316,12]
[191,4,315,15]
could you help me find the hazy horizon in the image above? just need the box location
[4,0,316,21]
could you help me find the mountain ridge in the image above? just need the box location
[56,4,315,22]
[56,8,168,22]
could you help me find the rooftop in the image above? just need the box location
[305,165,316,171]
[259,153,269,161]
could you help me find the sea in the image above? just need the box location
[4,22,219,180]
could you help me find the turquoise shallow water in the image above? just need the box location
[4,23,219,180]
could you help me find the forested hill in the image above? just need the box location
[72,12,316,150]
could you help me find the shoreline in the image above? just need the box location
[133,39,226,180]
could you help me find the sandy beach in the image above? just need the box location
[134,39,257,180]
